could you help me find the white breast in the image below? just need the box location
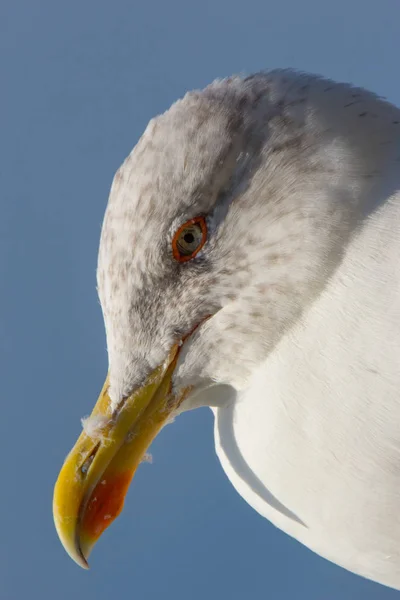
[214,188,400,588]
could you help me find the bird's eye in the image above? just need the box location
[172,216,207,262]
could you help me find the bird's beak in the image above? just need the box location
[53,344,188,568]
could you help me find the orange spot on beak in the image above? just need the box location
[81,470,134,540]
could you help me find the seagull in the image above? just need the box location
[53,69,400,589]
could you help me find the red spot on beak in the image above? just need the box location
[81,470,134,540]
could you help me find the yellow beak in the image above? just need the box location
[53,344,187,568]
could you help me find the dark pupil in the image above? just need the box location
[183,232,195,245]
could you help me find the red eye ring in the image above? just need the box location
[172,216,207,263]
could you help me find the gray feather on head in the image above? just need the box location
[97,69,400,407]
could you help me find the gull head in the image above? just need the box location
[53,69,398,567]
[98,74,280,403]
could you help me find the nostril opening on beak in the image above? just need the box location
[80,443,101,478]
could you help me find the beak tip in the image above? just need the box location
[69,547,90,570]
[77,553,90,571]
[80,560,90,571]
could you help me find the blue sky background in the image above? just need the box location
[1,1,400,598]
